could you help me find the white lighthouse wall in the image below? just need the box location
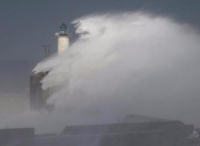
[58,37,69,54]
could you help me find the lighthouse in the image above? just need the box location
[55,23,69,54]
[30,23,70,110]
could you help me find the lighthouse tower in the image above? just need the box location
[55,23,69,54]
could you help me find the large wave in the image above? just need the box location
[1,12,200,134]
[34,12,200,118]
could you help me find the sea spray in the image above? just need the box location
[1,12,200,134]
[34,12,199,111]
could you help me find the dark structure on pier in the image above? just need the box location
[30,71,49,110]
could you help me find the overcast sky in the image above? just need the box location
[0,0,199,60]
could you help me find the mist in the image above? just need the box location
[1,12,200,134]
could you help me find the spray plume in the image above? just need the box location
[1,12,200,134]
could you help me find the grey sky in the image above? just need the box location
[0,0,199,60]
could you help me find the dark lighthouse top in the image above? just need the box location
[59,23,68,35]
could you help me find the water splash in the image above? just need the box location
[34,12,199,112]
[1,12,200,134]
